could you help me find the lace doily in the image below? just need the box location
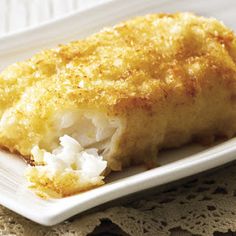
[1,162,236,236]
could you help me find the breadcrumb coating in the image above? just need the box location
[0,13,236,196]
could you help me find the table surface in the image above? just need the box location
[0,0,108,37]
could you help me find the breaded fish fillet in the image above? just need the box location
[0,13,236,197]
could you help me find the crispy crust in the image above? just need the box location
[26,167,104,198]
[0,13,236,170]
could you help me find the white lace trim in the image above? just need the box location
[1,163,236,235]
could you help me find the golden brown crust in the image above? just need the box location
[26,167,104,198]
[0,12,236,161]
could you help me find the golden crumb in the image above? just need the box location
[0,13,236,197]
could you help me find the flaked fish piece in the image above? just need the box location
[0,13,236,197]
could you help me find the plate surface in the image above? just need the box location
[0,0,236,226]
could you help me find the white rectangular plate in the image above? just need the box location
[0,0,236,226]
